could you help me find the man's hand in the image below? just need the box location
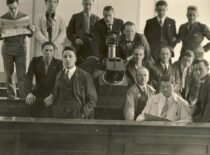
[76,38,84,45]
[27,24,35,32]
[44,94,54,107]
[26,93,36,105]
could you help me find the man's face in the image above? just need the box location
[159,48,171,64]
[136,69,149,86]
[46,0,58,13]
[42,45,55,60]
[155,5,167,18]
[124,25,136,41]
[82,0,93,13]
[181,56,194,68]
[62,50,77,69]
[187,10,198,24]
[133,49,145,64]
[160,81,174,98]
[103,10,114,25]
[193,62,209,79]
[8,1,18,15]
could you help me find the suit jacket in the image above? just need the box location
[25,56,63,98]
[178,22,210,57]
[144,17,177,61]
[91,18,124,59]
[124,83,156,120]
[1,11,33,56]
[53,68,97,118]
[193,74,210,122]
[118,33,151,60]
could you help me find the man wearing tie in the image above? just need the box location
[178,6,210,59]
[0,0,34,99]
[91,6,124,60]
[144,0,177,62]
[25,41,63,117]
[124,67,156,121]
[136,74,192,122]
[118,21,151,61]
[35,0,66,59]
[67,0,100,65]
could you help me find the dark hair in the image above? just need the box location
[103,6,114,13]
[7,0,18,5]
[193,58,209,67]
[182,50,195,58]
[62,46,77,56]
[159,46,173,55]
[83,0,94,2]
[133,44,145,51]
[160,74,175,84]
[156,0,168,8]
[187,5,198,12]
[45,0,59,3]
[123,21,135,29]
[41,41,56,50]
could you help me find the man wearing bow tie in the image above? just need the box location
[178,6,210,59]
[144,0,177,62]
[35,0,66,59]
[91,6,124,60]
[25,41,63,117]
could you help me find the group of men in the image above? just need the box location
[1,0,210,122]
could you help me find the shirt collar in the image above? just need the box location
[157,16,166,23]
[10,10,18,18]
[83,11,91,17]
[161,62,169,69]
[65,66,76,74]
[160,92,179,103]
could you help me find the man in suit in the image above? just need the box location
[192,59,210,122]
[25,41,63,117]
[35,0,66,59]
[0,0,33,99]
[67,0,100,65]
[118,21,151,61]
[144,0,177,62]
[136,74,192,122]
[44,46,97,119]
[124,67,156,121]
[91,6,124,60]
[178,6,210,59]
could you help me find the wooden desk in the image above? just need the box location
[0,117,209,155]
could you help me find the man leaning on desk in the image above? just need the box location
[136,74,192,122]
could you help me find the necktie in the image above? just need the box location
[161,98,169,117]
[84,13,90,34]
[45,61,50,74]
[65,69,70,80]
[159,19,163,27]
[46,12,55,41]
[182,68,188,89]
[108,24,112,32]
[142,86,147,94]
[164,64,168,74]
[188,23,192,32]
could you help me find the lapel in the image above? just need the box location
[154,17,161,29]
[39,57,47,76]
[79,12,85,29]
[46,58,56,76]
[177,61,183,78]
[121,35,128,51]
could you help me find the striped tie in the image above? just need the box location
[161,98,169,117]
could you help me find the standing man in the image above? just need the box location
[144,0,177,62]
[178,6,210,59]
[35,0,66,59]
[192,59,210,122]
[25,41,63,117]
[0,0,33,99]
[124,67,156,121]
[67,0,100,65]
[136,74,192,122]
[91,6,124,60]
[118,21,151,61]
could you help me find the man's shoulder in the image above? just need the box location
[146,17,156,23]
[91,13,100,20]
[76,67,92,78]
[1,12,10,18]
[165,17,175,23]
[146,84,156,93]
[179,22,188,29]
[174,93,188,105]
[173,60,181,67]
[114,18,124,25]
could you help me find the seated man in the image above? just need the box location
[136,75,192,122]
[91,6,124,59]
[124,67,156,121]
[25,41,63,117]
[118,21,151,61]
[45,46,97,119]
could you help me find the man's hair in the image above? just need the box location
[41,41,56,50]
[123,21,135,29]
[45,0,59,3]
[62,46,77,56]
[83,0,94,2]
[133,44,145,52]
[182,50,195,58]
[187,5,198,12]
[160,74,175,84]
[193,58,209,67]
[156,0,168,8]
[136,66,149,75]
[7,0,18,5]
[159,46,173,55]
[103,6,114,13]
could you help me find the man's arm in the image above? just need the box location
[178,100,192,122]
[66,14,77,43]
[203,24,210,52]
[124,88,135,121]
[54,17,66,47]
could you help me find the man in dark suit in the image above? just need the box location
[144,0,177,62]
[118,21,151,61]
[0,0,34,99]
[91,6,124,60]
[25,41,63,117]
[192,59,210,122]
[178,6,210,59]
[67,0,100,65]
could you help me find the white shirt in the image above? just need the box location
[157,16,166,26]
[65,66,76,79]
[161,62,169,70]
